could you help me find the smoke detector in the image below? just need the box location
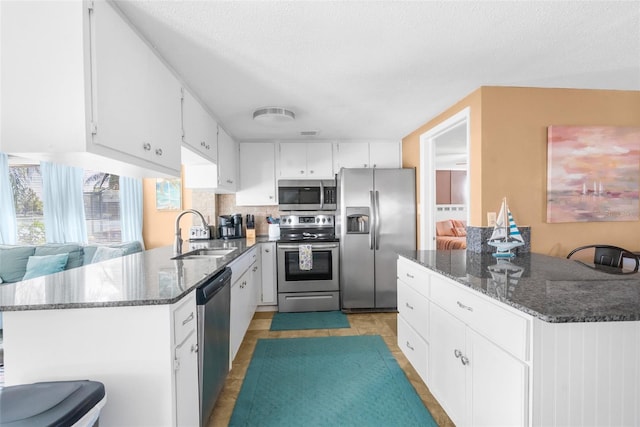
[253,107,295,123]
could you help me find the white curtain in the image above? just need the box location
[119,176,145,249]
[0,152,18,244]
[41,161,88,243]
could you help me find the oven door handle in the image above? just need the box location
[277,243,339,250]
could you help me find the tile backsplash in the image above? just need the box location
[216,194,279,236]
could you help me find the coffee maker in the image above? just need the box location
[218,214,244,239]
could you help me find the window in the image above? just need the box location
[8,160,122,244]
[9,164,45,245]
[83,171,121,244]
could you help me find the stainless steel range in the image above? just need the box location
[276,214,340,312]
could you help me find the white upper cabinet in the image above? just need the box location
[333,141,401,171]
[237,143,277,206]
[183,125,238,192]
[1,1,182,178]
[216,126,238,192]
[181,89,218,164]
[278,142,333,179]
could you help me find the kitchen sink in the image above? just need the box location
[172,247,238,260]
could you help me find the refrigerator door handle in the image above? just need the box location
[369,190,375,250]
[375,190,381,250]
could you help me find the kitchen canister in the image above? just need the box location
[268,224,280,239]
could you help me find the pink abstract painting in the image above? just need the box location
[547,126,640,223]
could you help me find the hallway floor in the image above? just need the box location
[208,311,454,426]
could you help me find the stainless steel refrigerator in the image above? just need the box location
[338,168,416,310]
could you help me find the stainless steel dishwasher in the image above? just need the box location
[196,267,232,426]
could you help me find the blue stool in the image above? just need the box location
[0,380,106,427]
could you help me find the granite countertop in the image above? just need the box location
[398,250,640,323]
[0,237,274,312]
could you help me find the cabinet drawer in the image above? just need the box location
[397,280,429,340]
[397,315,428,384]
[430,274,530,361]
[173,292,197,345]
[397,257,429,298]
[228,247,257,279]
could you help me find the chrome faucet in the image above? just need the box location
[174,209,208,255]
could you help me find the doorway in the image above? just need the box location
[419,108,470,250]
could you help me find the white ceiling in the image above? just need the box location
[114,0,640,143]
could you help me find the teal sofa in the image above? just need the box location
[0,241,143,331]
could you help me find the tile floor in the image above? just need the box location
[208,311,454,426]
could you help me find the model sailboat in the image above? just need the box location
[488,197,524,258]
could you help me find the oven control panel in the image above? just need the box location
[280,214,334,228]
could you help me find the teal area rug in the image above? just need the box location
[270,310,350,331]
[229,335,437,426]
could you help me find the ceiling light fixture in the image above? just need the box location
[253,107,295,123]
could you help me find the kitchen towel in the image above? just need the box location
[299,244,312,270]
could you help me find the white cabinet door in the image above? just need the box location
[468,330,528,427]
[306,142,334,178]
[429,302,467,427]
[369,142,401,168]
[237,143,276,205]
[217,126,238,192]
[91,0,148,160]
[230,270,248,362]
[182,89,217,163]
[260,242,277,305]
[279,142,308,178]
[147,52,182,171]
[278,142,333,178]
[174,330,199,427]
[92,1,181,174]
[334,142,369,169]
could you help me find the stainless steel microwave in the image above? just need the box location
[278,179,337,211]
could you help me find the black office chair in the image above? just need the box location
[566,244,640,272]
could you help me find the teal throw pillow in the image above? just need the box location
[22,253,69,280]
[91,246,124,264]
[34,244,83,269]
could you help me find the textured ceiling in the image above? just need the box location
[114,0,640,142]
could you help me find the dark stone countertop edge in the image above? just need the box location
[398,251,640,324]
[0,237,273,312]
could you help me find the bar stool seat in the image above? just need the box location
[0,380,106,427]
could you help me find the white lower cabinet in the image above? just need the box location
[259,242,277,306]
[229,247,259,362]
[172,292,199,427]
[174,331,199,427]
[398,256,531,427]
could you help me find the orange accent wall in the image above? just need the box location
[142,169,193,249]
[403,86,640,255]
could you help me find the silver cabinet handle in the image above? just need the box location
[460,355,470,366]
[182,312,194,325]
[155,148,163,156]
[143,142,151,151]
[252,266,258,272]
[454,349,462,358]
[405,302,414,310]
[457,301,473,312]
[406,341,414,351]
[300,170,305,174]
[310,170,314,174]
[191,343,198,353]
[265,249,270,253]
[406,273,414,279]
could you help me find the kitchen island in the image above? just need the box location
[0,239,261,427]
[397,250,640,427]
